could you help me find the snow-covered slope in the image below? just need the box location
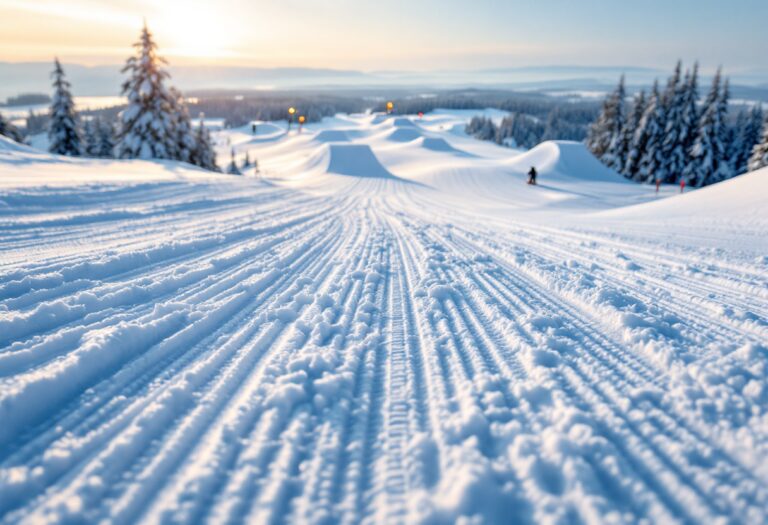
[0,112,766,525]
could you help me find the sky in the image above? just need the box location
[0,0,766,73]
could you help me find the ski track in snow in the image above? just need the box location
[0,113,767,525]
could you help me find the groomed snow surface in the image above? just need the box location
[1,111,767,524]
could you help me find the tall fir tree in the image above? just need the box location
[636,81,667,183]
[118,24,178,159]
[169,88,197,163]
[622,90,647,178]
[684,69,731,186]
[731,106,763,175]
[191,119,218,171]
[678,63,701,174]
[660,61,686,182]
[83,119,100,157]
[0,112,23,142]
[748,109,768,171]
[587,75,626,167]
[48,58,81,156]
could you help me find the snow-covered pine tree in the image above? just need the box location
[636,81,667,183]
[660,61,686,182]
[192,119,218,171]
[97,119,115,158]
[83,119,100,157]
[242,151,252,169]
[169,88,196,163]
[684,69,731,186]
[748,109,768,171]
[621,90,646,178]
[679,63,701,179]
[729,105,763,175]
[0,112,23,142]
[118,24,178,159]
[587,75,626,167]
[226,148,241,175]
[48,58,81,156]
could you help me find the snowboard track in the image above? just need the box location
[0,176,766,524]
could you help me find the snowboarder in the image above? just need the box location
[527,166,537,185]
[655,178,661,195]
[252,123,257,135]
[680,178,686,193]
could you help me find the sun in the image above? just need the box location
[153,4,239,60]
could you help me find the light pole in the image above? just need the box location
[386,101,394,115]
[288,106,296,131]
[298,115,306,133]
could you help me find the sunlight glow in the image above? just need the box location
[153,2,240,59]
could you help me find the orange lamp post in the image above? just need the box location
[298,115,306,132]
[288,106,296,130]
[386,101,394,114]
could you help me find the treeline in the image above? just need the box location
[466,110,588,149]
[378,92,599,146]
[588,61,768,186]
[1,93,51,106]
[191,94,368,128]
[0,25,218,171]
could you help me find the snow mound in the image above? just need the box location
[314,130,352,142]
[386,128,423,142]
[418,137,470,155]
[603,167,768,222]
[392,117,419,128]
[508,141,629,183]
[326,144,398,179]
[370,114,389,125]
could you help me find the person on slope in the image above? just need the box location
[680,178,686,193]
[527,166,537,185]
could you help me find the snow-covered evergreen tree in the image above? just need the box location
[97,119,115,158]
[118,24,178,159]
[169,88,196,163]
[191,119,218,171]
[587,75,626,167]
[636,81,667,183]
[242,151,252,169]
[0,112,23,142]
[465,116,497,141]
[729,106,763,175]
[660,61,686,182]
[48,58,81,156]
[748,110,768,171]
[622,90,646,178]
[83,119,100,157]
[679,64,701,179]
[226,148,241,175]
[684,69,731,186]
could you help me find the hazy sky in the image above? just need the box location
[0,0,766,71]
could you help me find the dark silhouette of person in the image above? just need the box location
[528,166,537,185]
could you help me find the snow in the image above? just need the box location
[0,111,766,524]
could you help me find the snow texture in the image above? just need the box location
[0,110,766,525]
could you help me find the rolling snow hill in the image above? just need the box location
[0,112,766,525]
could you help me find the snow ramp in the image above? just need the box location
[417,137,471,156]
[508,141,629,183]
[385,128,423,142]
[313,129,353,142]
[326,144,399,179]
